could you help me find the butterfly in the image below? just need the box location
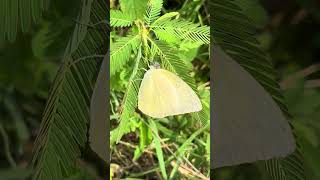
[137,63,202,118]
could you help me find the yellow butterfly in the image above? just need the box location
[138,65,202,118]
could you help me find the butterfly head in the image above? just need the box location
[149,62,161,69]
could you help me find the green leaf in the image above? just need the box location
[0,0,49,42]
[110,10,135,27]
[234,0,268,28]
[120,0,148,20]
[110,34,142,76]
[111,49,147,144]
[153,29,181,44]
[151,19,210,44]
[150,40,196,90]
[192,103,209,127]
[144,0,163,25]
[110,114,140,146]
[133,121,151,160]
[149,120,168,180]
[31,0,109,179]
[206,133,210,163]
[153,12,180,25]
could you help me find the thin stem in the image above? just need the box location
[72,19,109,28]
[67,55,105,68]
[280,63,320,89]
[0,122,17,167]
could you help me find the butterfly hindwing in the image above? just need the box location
[138,69,202,118]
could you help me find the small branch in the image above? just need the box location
[0,122,17,167]
[280,63,320,89]
[305,80,320,88]
[291,9,308,25]
[117,141,154,155]
[72,19,109,29]
[68,55,105,68]
[171,161,209,180]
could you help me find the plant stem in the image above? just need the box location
[0,122,17,167]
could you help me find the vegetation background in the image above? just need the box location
[110,0,210,179]
[0,0,319,179]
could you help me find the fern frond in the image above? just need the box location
[152,12,180,25]
[0,0,49,42]
[151,19,210,44]
[120,0,148,20]
[192,101,210,127]
[153,29,181,44]
[111,51,147,144]
[265,151,306,180]
[144,0,163,25]
[31,0,109,179]
[211,1,306,180]
[110,35,142,76]
[110,10,135,27]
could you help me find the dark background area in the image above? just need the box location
[0,0,320,179]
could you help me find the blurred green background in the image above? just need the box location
[0,0,81,178]
[0,0,320,179]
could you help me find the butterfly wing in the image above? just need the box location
[89,53,109,163]
[212,47,295,168]
[138,69,202,118]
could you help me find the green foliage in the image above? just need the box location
[110,0,210,179]
[31,0,108,179]
[211,0,306,180]
[144,0,163,25]
[111,51,146,145]
[110,0,210,143]
[150,40,196,89]
[110,10,135,27]
[151,19,210,44]
[149,120,168,179]
[0,0,49,42]
[119,0,147,20]
[110,34,141,76]
[0,167,33,179]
